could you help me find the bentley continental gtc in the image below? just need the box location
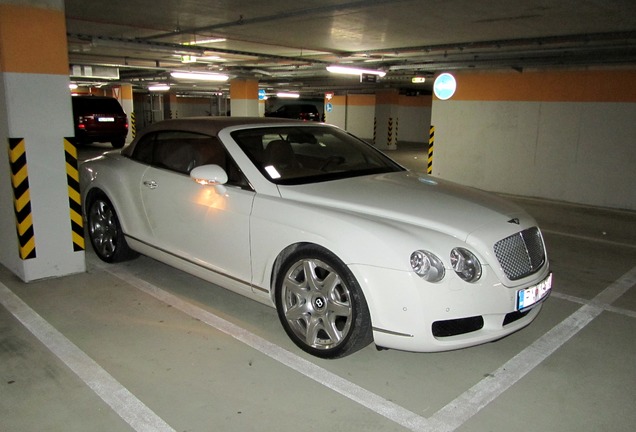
[80,117,552,358]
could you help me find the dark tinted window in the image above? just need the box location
[71,97,125,115]
[131,131,250,188]
[232,126,403,185]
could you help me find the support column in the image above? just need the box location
[374,89,399,150]
[0,0,85,281]
[229,79,259,117]
[113,84,134,144]
[164,91,178,119]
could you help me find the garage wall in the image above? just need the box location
[398,95,432,143]
[324,94,432,144]
[432,69,636,211]
[345,94,375,139]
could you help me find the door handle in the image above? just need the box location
[143,180,157,189]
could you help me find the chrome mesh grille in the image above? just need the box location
[493,227,545,280]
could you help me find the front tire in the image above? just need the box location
[275,246,373,358]
[87,193,138,263]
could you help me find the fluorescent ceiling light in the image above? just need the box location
[199,55,223,62]
[326,65,386,77]
[69,83,78,90]
[183,38,227,45]
[170,71,229,82]
[181,55,197,63]
[276,92,300,98]
[148,84,170,91]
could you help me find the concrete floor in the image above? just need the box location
[1,142,635,432]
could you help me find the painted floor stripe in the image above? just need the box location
[99,261,636,432]
[99,262,432,432]
[542,228,636,250]
[428,265,636,432]
[0,282,176,432]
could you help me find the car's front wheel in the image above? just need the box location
[275,246,373,358]
[87,193,138,263]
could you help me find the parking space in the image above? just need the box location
[2,144,634,431]
[1,3,635,431]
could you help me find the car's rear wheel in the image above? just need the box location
[275,246,373,358]
[87,194,137,263]
[111,138,126,148]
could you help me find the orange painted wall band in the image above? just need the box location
[447,69,636,102]
[230,79,259,100]
[347,94,375,106]
[376,89,400,105]
[120,85,133,101]
[0,4,68,75]
[399,94,432,107]
[331,95,347,106]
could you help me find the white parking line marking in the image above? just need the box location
[99,263,432,432]
[0,282,176,432]
[428,265,636,432]
[542,228,636,250]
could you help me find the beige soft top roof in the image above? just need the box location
[122,116,310,156]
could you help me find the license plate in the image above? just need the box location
[517,273,552,311]
[98,117,115,122]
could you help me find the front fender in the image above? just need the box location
[249,193,460,292]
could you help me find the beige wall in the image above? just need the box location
[432,69,636,210]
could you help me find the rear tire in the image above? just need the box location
[111,138,126,148]
[87,193,138,263]
[275,246,373,358]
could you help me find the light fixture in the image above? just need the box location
[148,84,170,92]
[170,71,229,82]
[69,83,78,90]
[181,55,197,63]
[326,65,386,77]
[183,38,227,45]
[276,92,300,99]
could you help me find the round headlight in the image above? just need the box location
[410,250,445,282]
[450,247,482,282]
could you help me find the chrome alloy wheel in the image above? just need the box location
[280,258,353,351]
[88,199,118,260]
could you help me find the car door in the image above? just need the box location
[138,131,255,287]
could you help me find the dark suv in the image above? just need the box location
[71,96,129,148]
[265,104,321,121]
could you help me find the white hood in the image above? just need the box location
[278,171,528,241]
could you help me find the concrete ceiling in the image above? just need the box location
[65,0,636,96]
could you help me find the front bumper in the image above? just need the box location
[348,263,551,352]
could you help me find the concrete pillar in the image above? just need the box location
[374,89,400,150]
[113,84,134,144]
[0,0,85,281]
[164,91,178,119]
[229,79,259,117]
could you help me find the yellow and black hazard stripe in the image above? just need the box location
[428,125,435,174]
[64,138,84,252]
[8,138,36,260]
[130,112,136,139]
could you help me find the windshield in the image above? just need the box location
[231,126,404,185]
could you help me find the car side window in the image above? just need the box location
[131,131,251,189]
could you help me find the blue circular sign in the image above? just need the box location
[325,102,333,113]
[433,73,457,100]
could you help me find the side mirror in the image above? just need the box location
[190,164,228,186]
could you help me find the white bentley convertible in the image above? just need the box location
[80,117,552,358]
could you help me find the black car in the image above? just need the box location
[71,96,129,148]
[265,104,321,121]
